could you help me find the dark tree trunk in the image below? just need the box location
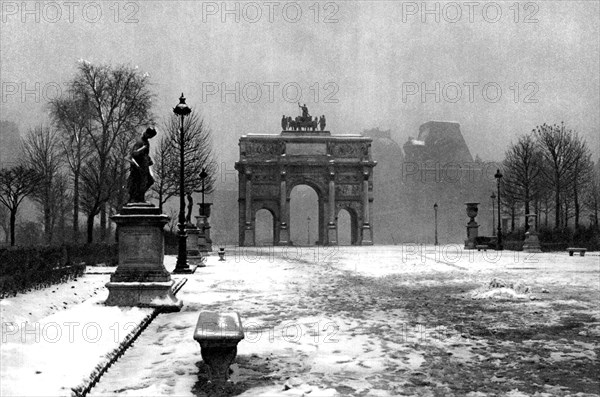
[73,174,80,242]
[10,209,16,246]
[44,207,52,245]
[555,187,561,229]
[100,203,107,242]
[87,214,94,243]
[574,185,580,229]
[511,206,515,232]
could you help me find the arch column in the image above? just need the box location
[361,169,373,245]
[327,167,337,245]
[278,169,290,245]
[243,171,255,246]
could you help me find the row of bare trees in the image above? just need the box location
[501,122,599,231]
[0,61,216,246]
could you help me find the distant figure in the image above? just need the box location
[312,116,318,131]
[186,193,194,225]
[319,115,326,131]
[298,103,310,119]
[127,127,157,203]
[281,115,288,131]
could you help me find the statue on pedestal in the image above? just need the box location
[319,115,326,131]
[186,193,194,226]
[126,127,157,203]
[298,103,310,119]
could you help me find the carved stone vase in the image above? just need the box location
[464,202,480,249]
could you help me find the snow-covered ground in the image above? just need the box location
[2,246,599,396]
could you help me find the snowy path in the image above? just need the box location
[90,246,599,396]
[2,246,598,396]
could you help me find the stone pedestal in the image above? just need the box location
[243,223,255,247]
[106,203,182,312]
[198,203,213,252]
[523,214,542,253]
[327,223,338,245]
[194,311,244,383]
[361,224,373,245]
[186,226,201,258]
[464,202,480,249]
[204,223,213,252]
[196,215,210,253]
[278,223,290,245]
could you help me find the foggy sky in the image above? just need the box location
[1,1,599,171]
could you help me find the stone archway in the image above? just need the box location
[289,184,320,246]
[255,208,276,245]
[336,208,353,245]
[235,125,376,246]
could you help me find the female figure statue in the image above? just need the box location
[127,127,157,203]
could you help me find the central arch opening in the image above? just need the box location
[337,209,352,245]
[255,208,274,245]
[290,185,319,246]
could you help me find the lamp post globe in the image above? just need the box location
[173,93,194,274]
[494,169,503,250]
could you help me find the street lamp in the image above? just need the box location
[200,168,208,211]
[173,93,194,274]
[490,192,496,236]
[494,169,503,250]
[433,203,438,245]
[307,216,311,245]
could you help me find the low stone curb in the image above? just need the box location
[71,278,188,397]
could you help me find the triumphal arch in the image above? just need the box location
[235,109,377,246]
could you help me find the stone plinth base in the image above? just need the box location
[107,203,181,311]
[243,226,255,247]
[465,222,479,249]
[278,224,290,245]
[523,232,542,253]
[186,227,201,257]
[361,224,373,245]
[105,280,182,312]
[327,223,338,245]
[194,312,244,383]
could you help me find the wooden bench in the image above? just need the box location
[476,245,489,251]
[194,311,244,383]
[567,247,587,257]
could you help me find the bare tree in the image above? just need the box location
[107,127,138,238]
[569,137,594,229]
[534,122,581,229]
[68,60,154,242]
[0,165,41,245]
[80,154,124,243]
[150,134,178,212]
[583,160,600,228]
[22,126,66,244]
[48,92,93,242]
[0,205,9,244]
[151,111,217,212]
[502,134,542,219]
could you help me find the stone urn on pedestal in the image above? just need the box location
[106,203,182,312]
[464,202,480,249]
[522,214,542,253]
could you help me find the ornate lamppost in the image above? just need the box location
[494,169,503,250]
[307,216,311,245]
[200,168,208,208]
[433,203,438,245]
[173,94,194,274]
[490,192,496,236]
